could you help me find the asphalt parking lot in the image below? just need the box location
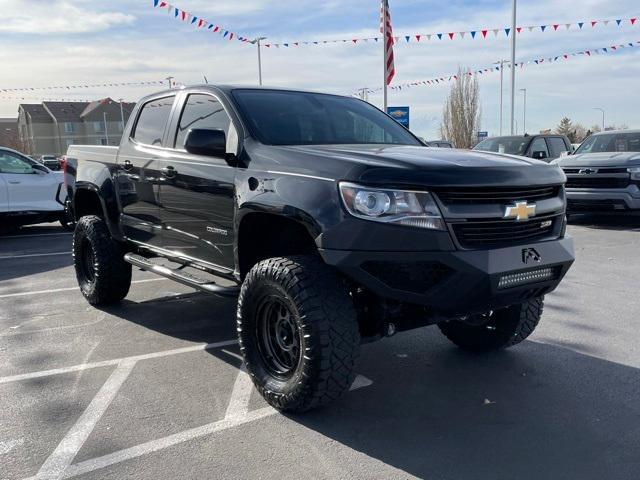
[1,217,639,480]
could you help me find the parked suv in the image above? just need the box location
[555,130,640,215]
[66,86,574,412]
[474,134,572,162]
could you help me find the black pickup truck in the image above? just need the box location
[65,86,575,412]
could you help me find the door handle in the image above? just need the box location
[8,181,21,184]
[161,166,177,179]
[122,160,133,171]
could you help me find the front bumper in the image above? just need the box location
[320,237,575,315]
[567,187,640,212]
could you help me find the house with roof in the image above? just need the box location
[17,98,136,156]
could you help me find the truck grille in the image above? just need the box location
[435,186,560,204]
[563,167,628,174]
[450,215,560,249]
[565,177,629,189]
[361,261,452,294]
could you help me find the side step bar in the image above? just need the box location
[124,253,239,297]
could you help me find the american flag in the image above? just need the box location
[380,0,395,85]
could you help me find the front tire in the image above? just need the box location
[237,256,360,413]
[73,216,132,305]
[438,297,544,352]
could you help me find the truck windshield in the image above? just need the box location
[231,89,421,146]
[576,132,640,154]
[473,136,529,155]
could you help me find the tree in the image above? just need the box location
[440,67,481,148]
[0,128,29,153]
[555,117,576,142]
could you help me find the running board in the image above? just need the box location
[124,253,239,297]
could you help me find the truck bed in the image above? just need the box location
[66,145,119,165]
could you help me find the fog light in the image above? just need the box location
[498,268,556,289]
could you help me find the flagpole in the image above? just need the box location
[382,0,388,112]
[509,0,517,134]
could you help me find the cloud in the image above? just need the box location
[0,0,135,34]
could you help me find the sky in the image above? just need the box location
[1,0,639,139]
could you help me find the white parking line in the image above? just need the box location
[0,278,167,300]
[0,252,70,260]
[62,374,373,479]
[0,339,238,385]
[1,232,73,239]
[34,361,136,480]
[0,438,24,455]
[224,366,254,420]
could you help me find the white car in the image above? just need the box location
[0,147,74,230]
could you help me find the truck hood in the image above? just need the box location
[556,151,640,168]
[257,144,566,188]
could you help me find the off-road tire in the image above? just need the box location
[438,297,544,352]
[73,216,131,305]
[237,256,360,413]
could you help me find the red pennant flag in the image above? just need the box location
[352,39,357,43]
[198,19,205,28]
[448,32,455,39]
[631,18,637,25]
[294,42,299,46]
[213,26,219,32]
[481,30,488,38]
[611,46,617,50]
[159,1,167,7]
[180,10,187,21]
[553,24,559,30]
[563,54,569,59]
[416,35,421,41]
[586,50,591,55]
[591,21,597,27]
[229,33,234,40]
[516,27,522,33]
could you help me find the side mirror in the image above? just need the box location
[184,128,227,158]
[532,151,548,160]
[32,163,49,174]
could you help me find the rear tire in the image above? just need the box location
[237,256,360,413]
[73,216,131,305]
[438,297,544,352]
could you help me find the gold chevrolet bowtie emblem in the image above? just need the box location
[504,201,536,221]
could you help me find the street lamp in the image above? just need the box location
[509,0,517,135]
[252,37,267,85]
[593,107,605,130]
[494,59,508,135]
[103,112,109,145]
[519,88,527,134]
[118,98,125,133]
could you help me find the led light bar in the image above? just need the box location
[498,268,556,289]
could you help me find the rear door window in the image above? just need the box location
[547,137,569,158]
[133,97,175,146]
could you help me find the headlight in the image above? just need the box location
[339,182,446,230]
[628,167,640,181]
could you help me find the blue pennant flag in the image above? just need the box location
[174,8,179,17]
[616,19,622,25]
[505,28,511,36]
[540,25,546,32]
[578,22,584,29]
[437,33,443,40]
[405,36,410,42]
[471,31,477,38]
[153,0,159,7]
[191,16,198,24]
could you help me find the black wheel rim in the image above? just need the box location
[80,239,96,285]
[256,295,301,379]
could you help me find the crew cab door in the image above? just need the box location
[115,95,176,247]
[158,92,237,271]
[0,150,63,212]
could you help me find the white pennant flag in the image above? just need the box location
[459,31,466,39]
[528,26,535,32]
[565,23,571,30]
[493,29,499,36]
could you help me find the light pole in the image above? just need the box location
[118,98,125,133]
[253,37,267,85]
[494,60,508,135]
[103,112,109,145]
[519,88,527,134]
[509,0,517,134]
[165,76,174,89]
[593,107,605,130]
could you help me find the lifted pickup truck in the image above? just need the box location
[65,86,574,412]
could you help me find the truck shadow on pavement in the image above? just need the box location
[569,213,640,231]
[100,294,639,480]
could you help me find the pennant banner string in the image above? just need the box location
[152,0,255,44]
[360,40,640,94]
[0,80,166,94]
[263,15,639,48]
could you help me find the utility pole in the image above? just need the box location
[509,0,517,134]
[358,88,369,102]
[494,60,507,135]
[519,88,527,134]
[253,37,267,85]
[165,76,175,89]
[103,112,109,145]
[593,108,605,130]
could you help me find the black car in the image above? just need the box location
[66,86,574,413]
[474,134,572,161]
